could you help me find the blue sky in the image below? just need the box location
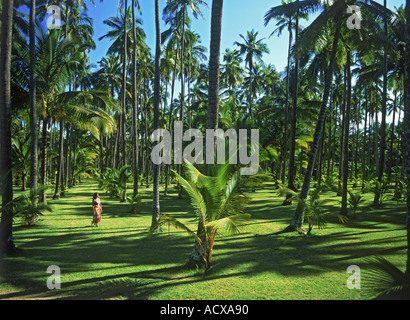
[85,0,292,72]
[84,0,405,74]
[24,0,404,74]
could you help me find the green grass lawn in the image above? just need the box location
[0,178,407,300]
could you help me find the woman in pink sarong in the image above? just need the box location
[91,193,103,227]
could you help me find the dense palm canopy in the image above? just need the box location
[0,0,409,300]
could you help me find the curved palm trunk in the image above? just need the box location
[288,21,342,231]
[0,0,15,255]
[152,0,161,227]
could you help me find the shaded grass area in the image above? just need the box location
[0,179,407,300]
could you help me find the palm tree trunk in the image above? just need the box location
[0,0,15,255]
[180,7,186,125]
[282,20,293,184]
[40,117,48,203]
[403,0,410,275]
[375,0,388,206]
[53,120,65,200]
[132,0,139,197]
[122,0,129,200]
[152,0,161,227]
[341,50,351,216]
[29,0,38,202]
[284,1,299,205]
[207,0,223,131]
[187,0,223,269]
[288,21,342,231]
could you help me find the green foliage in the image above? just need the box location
[98,165,131,202]
[363,257,410,299]
[392,180,407,203]
[278,185,348,234]
[347,190,365,217]
[149,161,251,271]
[127,193,144,214]
[3,186,53,225]
[370,178,390,207]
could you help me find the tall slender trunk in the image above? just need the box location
[288,21,341,231]
[0,0,15,254]
[53,120,65,200]
[121,0,128,201]
[403,0,410,275]
[152,0,161,227]
[29,0,38,204]
[281,21,293,184]
[40,117,48,203]
[188,0,224,269]
[132,0,139,197]
[284,1,299,205]
[375,0,388,206]
[362,97,368,189]
[341,50,351,216]
[207,0,223,131]
[180,8,186,125]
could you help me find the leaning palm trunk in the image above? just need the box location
[288,21,342,231]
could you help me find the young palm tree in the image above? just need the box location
[149,161,250,271]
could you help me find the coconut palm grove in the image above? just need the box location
[0,0,410,302]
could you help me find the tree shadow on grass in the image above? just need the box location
[1,180,407,300]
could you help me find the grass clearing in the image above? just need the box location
[0,179,407,300]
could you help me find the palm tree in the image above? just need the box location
[271,0,392,231]
[207,0,223,131]
[234,30,269,119]
[221,48,244,95]
[163,0,208,125]
[404,0,410,275]
[152,0,162,227]
[149,161,250,271]
[0,0,15,255]
[285,0,346,230]
[131,0,141,197]
[265,0,308,186]
[29,0,38,205]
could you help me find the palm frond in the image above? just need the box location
[363,257,410,299]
